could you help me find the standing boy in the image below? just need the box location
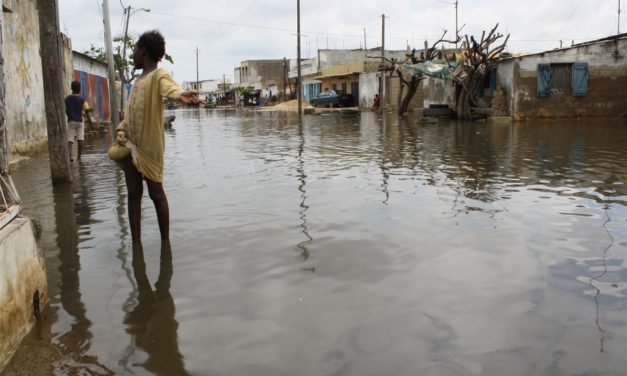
[65,81,91,162]
[117,30,201,242]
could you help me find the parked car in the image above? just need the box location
[310,90,354,108]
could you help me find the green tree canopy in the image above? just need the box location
[84,35,173,84]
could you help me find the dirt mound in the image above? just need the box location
[269,99,313,110]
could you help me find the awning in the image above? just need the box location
[311,71,362,80]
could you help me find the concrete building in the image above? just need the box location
[496,34,627,121]
[185,78,231,98]
[234,59,287,98]
[0,0,47,370]
[3,0,47,156]
[288,48,410,108]
[288,58,318,101]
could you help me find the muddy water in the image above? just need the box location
[4,111,627,376]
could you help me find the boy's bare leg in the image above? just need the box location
[68,141,74,162]
[121,156,143,242]
[146,179,169,240]
[77,140,83,161]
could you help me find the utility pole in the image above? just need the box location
[38,0,71,184]
[120,6,130,112]
[364,28,367,49]
[223,74,226,102]
[283,57,287,102]
[103,0,119,128]
[195,47,199,92]
[120,6,149,111]
[381,14,386,107]
[619,0,622,34]
[297,0,302,115]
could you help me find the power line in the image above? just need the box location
[554,0,584,41]
[95,0,103,19]
[148,10,438,42]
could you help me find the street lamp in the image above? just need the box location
[120,6,150,111]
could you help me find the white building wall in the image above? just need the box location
[3,0,48,155]
[318,49,407,69]
[422,77,456,108]
[359,72,379,107]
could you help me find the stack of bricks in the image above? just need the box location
[490,87,508,116]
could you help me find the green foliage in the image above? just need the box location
[83,35,174,83]
[234,86,250,96]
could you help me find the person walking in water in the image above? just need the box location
[116,30,201,242]
[65,80,91,162]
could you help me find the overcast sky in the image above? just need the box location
[59,0,625,83]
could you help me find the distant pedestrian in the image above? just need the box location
[64,81,91,162]
[116,30,201,243]
[372,94,380,111]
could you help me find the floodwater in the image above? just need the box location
[4,110,627,376]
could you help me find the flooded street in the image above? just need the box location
[4,110,627,375]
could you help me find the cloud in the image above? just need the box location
[60,0,624,82]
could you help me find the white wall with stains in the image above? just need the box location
[2,0,47,155]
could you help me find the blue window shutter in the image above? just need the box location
[572,62,588,96]
[537,64,550,97]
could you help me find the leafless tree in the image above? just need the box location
[452,24,509,120]
[372,31,459,115]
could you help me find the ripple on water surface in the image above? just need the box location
[6,112,627,375]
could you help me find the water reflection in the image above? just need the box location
[51,184,113,375]
[124,241,188,375]
[5,112,626,375]
[296,121,313,265]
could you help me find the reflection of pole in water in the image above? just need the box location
[588,199,615,353]
[52,185,112,373]
[296,122,313,266]
[378,118,390,205]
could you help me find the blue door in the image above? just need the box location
[96,76,104,118]
[79,72,87,99]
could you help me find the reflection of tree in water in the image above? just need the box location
[376,117,509,217]
[52,185,113,375]
[124,241,189,375]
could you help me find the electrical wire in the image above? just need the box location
[554,0,584,41]
[148,10,436,42]
[586,0,602,40]
[95,0,103,19]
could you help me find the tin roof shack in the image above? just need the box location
[496,34,627,121]
[72,51,110,122]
